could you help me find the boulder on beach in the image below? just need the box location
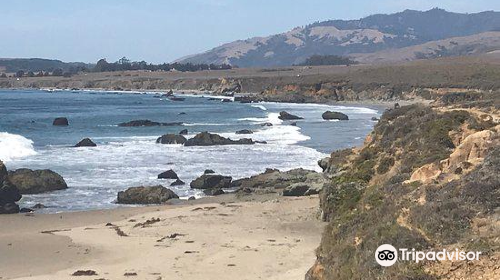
[322,111,349,121]
[179,129,188,135]
[0,161,22,214]
[118,120,183,127]
[0,202,20,215]
[53,117,69,126]
[170,179,185,186]
[203,188,225,196]
[75,138,97,147]
[184,132,255,146]
[236,129,253,134]
[232,168,326,195]
[156,134,187,145]
[7,169,68,194]
[278,111,303,120]
[204,169,215,174]
[158,169,179,180]
[0,161,7,183]
[190,174,232,189]
[283,183,321,197]
[117,185,179,205]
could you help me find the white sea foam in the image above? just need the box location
[183,123,231,126]
[0,132,37,162]
[251,104,267,111]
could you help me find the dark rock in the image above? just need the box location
[170,179,185,186]
[74,138,97,147]
[290,122,297,126]
[203,188,225,196]
[283,184,320,196]
[118,120,183,127]
[190,174,232,189]
[158,169,179,180]
[394,103,401,109]
[188,196,196,200]
[232,168,325,195]
[19,208,34,213]
[156,134,187,145]
[179,112,187,115]
[52,117,69,126]
[204,169,215,174]
[0,181,22,203]
[179,129,188,135]
[222,99,232,102]
[322,111,349,121]
[371,117,380,121]
[262,122,273,127]
[236,129,253,134]
[0,202,20,214]
[184,132,255,146]
[278,111,303,120]
[169,97,185,101]
[117,185,179,205]
[8,169,68,194]
[33,203,46,209]
[0,161,7,184]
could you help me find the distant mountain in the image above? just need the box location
[176,8,500,67]
[0,58,91,73]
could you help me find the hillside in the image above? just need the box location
[0,58,90,73]
[176,8,500,67]
[307,93,499,279]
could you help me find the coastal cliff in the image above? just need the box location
[306,92,499,279]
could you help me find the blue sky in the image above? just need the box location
[2,0,500,63]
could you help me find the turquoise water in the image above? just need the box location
[0,89,380,212]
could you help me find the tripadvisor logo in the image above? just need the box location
[375,244,482,267]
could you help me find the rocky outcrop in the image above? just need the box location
[75,138,97,147]
[282,184,320,196]
[117,185,179,204]
[408,127,499,184]
[307,104,500,280]
[278,111,303,120]
[190,174,232,189]
[235,129,253,134]
[204,169,215,174]
[179,129,188,135]
[53,117,69,126]
[156,134,187,145]
[184,132,255,146]
[118,120,183,127]
[214,78,241,95]
[232,168,325,195]
[157,169,179,180]
[0,161,22,214]
[7,169,68,194]
[203,188,225,196]
[170,179,185,186]
[321,111,348,120]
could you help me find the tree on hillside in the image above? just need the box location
[15,70,24,78]
[52,68,63,76]
[299,55,357,66]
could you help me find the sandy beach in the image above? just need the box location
[0,194,324,280]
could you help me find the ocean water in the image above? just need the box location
[0,89,381,212]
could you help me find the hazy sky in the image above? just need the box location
[2,0,500,63]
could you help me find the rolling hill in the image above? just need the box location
[176,8,500,67]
